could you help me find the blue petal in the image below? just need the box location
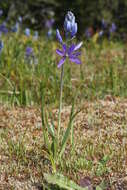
[69,57,81,64]
[68,44,75,55]
[66,21,71,31]
[71,23,77,37]
[74,42,83,51]
[56,29,63,44]
[56,49,64,56]
[58,57,66,68]
[62,44,67,53]
[70,52,81,58]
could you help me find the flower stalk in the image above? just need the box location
[58,63,64,140]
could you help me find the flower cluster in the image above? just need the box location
[25,28,30,36]
[64,11,77,38]
[56,11,82,68]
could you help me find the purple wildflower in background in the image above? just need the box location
[18,16,22,23]
[45,18,54,29]
[109,22,117,33]
[99,30,104,37]
[25,47,33,57]
[101,19,107,30]
[0,41,4,53]
[0,9,3,17]
[0,22,8,34]
[45,18,54,38]
[64,11,77,38]
[11,22,19,32]
[47,29,52,38]
[25,28,30,36]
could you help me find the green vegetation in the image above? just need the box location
[0,34,127,106]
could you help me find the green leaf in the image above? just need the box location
[96,186,103,190]
[59,90,81,158]
[44,173,89,190]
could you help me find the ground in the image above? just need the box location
[1,97,127,189]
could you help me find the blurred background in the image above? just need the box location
[0,0,127,39]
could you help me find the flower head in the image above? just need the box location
[25,47,33,57]
[25,28,30,36]
[64,11,77,38]
[45,18,54,29]
[0,22,8,34]
[101,19,107,30]
[56,42,82,68]
[0,9,3,17]
[18,16,22,23]
[11,22,19,32]
[47,29,52,38]
[109,23,117,33]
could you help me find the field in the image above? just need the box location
[0,33,127,189]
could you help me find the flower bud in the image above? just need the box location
[64,11,77,38]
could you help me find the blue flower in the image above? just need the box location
[0,22,8,34]
[56,42,82,68]
[25,28,30,36]
[109,23,117,33]
[56,11,82,68]
[25,47,33,57]
[11,22,19,33]
[99,30,104,37]
[45,18,54,29]
[0,9,3,17]
[47,29,53,38]
[64,11,77,38]
[18,16,22,23]
[101,19,107,30]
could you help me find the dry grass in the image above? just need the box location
[0,97,127,189]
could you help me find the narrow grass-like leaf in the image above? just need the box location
[59,102,75,158]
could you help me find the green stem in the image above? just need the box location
[58,64,64,141]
